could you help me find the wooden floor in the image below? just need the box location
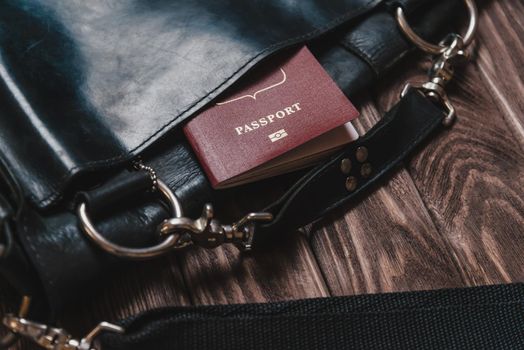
[2,0,524,348]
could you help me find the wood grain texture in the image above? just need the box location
[307,100,467,297]
[178,233,329,306]
[175,185,329,307]
[374,0,524,285]
[2,1,523,349]
[476,0,524,148]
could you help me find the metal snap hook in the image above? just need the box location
[0,296,31,349]
[395,0,478,55]
[78,161,274,258]
[77,179,185,259]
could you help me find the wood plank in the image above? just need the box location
[174,178,329,306]
[307,99,467,296]
[475,0,524,147]
[373,0,524,285]
[178,233,329,305]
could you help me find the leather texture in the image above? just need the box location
[0,0,459,210]
[258,90,444,241]
[76,171,154,216]
[0,0,461,311]
[0,194,39,296]
[0,0,381,209]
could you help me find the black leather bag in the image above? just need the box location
[0,0,461,314]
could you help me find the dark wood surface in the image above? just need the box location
[1,0,523,348]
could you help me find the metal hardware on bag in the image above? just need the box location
[77,162,273,258]
[355,146,368,163]
[340,158,352,175]
[345,176,358,192]
[0,296,31,349]
[360,163,373,178]
[2,316,124,350]
[400,34,469,126]
[132,159,158,191]
[395,0,478,55]
[396,0,478,126]
[159,203,273,251]
[78,178,186,259]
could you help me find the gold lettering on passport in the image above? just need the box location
[234,102,301,136]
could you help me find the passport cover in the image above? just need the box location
[184,46,359,188]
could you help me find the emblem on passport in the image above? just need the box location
[184,46,359,188]
[269,129,288,142]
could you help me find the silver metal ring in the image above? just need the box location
[396,0,478,55]
[77,180,184,259]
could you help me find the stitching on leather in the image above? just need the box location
[34,0,381,208]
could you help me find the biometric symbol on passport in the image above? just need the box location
[268,129,288,142]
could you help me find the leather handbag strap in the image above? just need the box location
[257,89,444,241]
[70,89,446,256]
[98,283,524,350]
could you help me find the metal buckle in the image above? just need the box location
[395,0,478,126]
[159,203,273,251]
[77,163,273,259]
[3,316,124,350]
[2,297,124,350]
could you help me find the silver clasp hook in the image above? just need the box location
[401,34,469,126]
[3,315,124,350]
[78,161,274,258]
[159,204,273,251]
[396,0,478,126]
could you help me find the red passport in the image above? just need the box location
[184,46,359,188]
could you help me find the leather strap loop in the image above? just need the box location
[75,171,154,216]
[383,0,432,14]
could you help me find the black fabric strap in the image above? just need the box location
[257,89,444,241]
[99,283,524,350]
